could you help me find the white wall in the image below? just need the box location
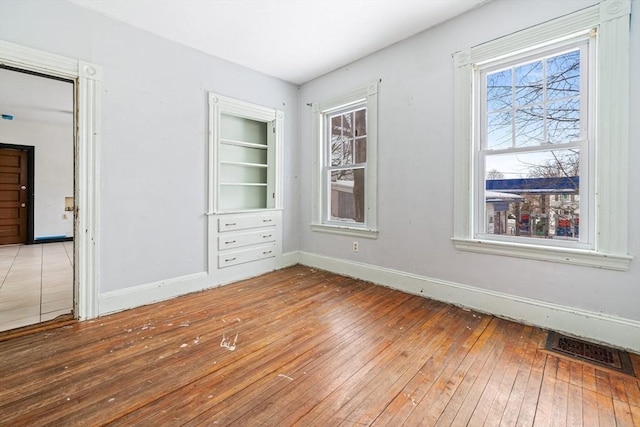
[0,0,299,293]
[0,119,74,239]
[298,0,639,328]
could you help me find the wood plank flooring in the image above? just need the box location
[1,265,639,426]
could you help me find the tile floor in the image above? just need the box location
[0,242,73,332]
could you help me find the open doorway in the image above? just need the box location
[0,67,75,332]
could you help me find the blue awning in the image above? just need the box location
[486,177,578,194]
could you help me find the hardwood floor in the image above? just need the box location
[1,265,639,426]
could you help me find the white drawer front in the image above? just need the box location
[218,213,276,232]
[218,244,276,268]
[218,230,276,250]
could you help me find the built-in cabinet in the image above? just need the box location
[208,93,283,283]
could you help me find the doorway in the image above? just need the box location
[1,39,101,324]
[0,67,75,332]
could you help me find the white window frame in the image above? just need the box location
[453,0,632,270]
[311,82,378,239]
[475,38,593,250]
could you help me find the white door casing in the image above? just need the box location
[0,40,100,319]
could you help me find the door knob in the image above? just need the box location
[21,203,26,207]
[21,185,26,190]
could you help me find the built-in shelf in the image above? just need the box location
[207,93,284,283]
[209,95,282,213]
[220,161,268,168]
[220,139,268,149]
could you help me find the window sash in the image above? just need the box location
[473,37,594,249]
[322,101,368,227]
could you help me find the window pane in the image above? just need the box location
[329,168,365,223]
[331,115,342,137]
[487,69,512,112]
[331,135,346,166]
[355,108,367,137]
[355,137,367,163]
[485,149,579,179]
[515,60,543,106]
[487,111,512,149]
[547,50,580,100]
[484,149,579,240]
[514,106,544,147]
[547,98,580,143]
[333,112,353,138]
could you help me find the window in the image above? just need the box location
[453,0,632,270]
[478,41,590,247]
[311,83,378,238]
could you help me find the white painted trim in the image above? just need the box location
[0,40,100,320]
[292,250,640,352]
[278,251,300,269]
[208,92,283,215]
[453,238,632,271]
[100,249,304,316]
[310,224,378,239]
[98,272,211,315]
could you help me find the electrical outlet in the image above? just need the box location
[352,241,359,252]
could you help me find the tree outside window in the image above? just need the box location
[480,45,586,241]
[327,106,367,223]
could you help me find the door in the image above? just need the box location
[0,148,28,245]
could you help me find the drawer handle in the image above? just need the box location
[225,257,236,262]
[225,222,237,226]
[262,219,272,223]
[263,250,272,255]
[262,234,272,238]
[225,240,236,244]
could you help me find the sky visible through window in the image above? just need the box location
[483,49,581,180]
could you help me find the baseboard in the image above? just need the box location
[294,251,640,352]
[98,272,212,315]
[32,236,73,244]
[279,251,301,269]
[98,251,301,316]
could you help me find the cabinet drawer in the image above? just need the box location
[218,213,276,232]
[218,244,276,268]
[218,229,276,250]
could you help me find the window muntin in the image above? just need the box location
[476,40,592,248]
[325,103,367,225]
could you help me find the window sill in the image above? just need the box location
[311,223,378,239]
[452,238,632,271]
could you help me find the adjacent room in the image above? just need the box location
[0,0,638,424]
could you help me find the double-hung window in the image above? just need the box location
[453,0,631,270]
[478,40,591,247]
[311,83,378,238]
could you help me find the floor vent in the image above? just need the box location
[546,332,635,376]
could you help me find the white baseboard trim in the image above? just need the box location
[97,251,301,317]
[294,251,640,352]
[280,251,301,269]
[98,271,213,315]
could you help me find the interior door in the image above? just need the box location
[0,148,28,245]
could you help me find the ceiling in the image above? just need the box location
[0,68,74,125]
[70,0,488,85]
